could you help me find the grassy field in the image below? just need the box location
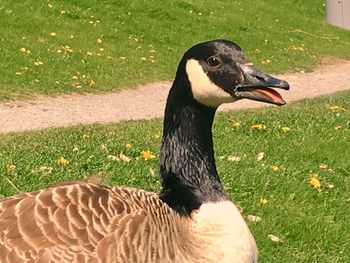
[1,0,350,100]
[1,90,349,262]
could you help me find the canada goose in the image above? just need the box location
[0,39,289,262]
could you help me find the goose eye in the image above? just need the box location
[207,56,220,67]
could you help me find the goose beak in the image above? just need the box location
[234,64,290,106]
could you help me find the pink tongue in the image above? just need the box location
[251,88,284,104]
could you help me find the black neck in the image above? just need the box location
[159,74,229,216]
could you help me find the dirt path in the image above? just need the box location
[1,61,350,134]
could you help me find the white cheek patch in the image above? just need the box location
[186,59,237,108]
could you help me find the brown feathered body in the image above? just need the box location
[0,182,256,262]
[0,182,183,262]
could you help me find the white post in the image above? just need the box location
[326,0,350,30]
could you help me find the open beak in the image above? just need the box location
[234,64,290,106]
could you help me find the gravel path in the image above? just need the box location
[1,61,350,134]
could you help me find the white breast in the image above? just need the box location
[189,201,258,263]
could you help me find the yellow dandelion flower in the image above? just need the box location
[97,38,102,44]
[62,45,73,53]
[232,122,241,128]
[330,105,340,110]
[281,127,291,133]
[57,157,69,166]
[6,164,16,172]
[271,165,280,172]
[251,124,267,130]
[309,173,321,189]
[34,61,43,66]
[260,197,268,205]
[329,105,346,111]
[56,49,62,53]
[140,150,155,161]
[50,32,56,37]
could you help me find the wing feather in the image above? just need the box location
[0,182,186,262]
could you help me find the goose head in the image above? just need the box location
[180,39,289,108]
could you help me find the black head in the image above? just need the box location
[177,39,289,108]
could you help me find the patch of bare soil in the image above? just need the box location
[1,61,350,134]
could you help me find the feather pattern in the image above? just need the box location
[0,182,192,262]
[0,182,257,262]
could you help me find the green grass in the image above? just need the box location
[1,0,350,100]
[1,90,349,262]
